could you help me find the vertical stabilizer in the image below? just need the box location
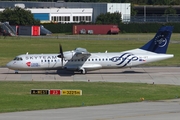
[140,26,173,53]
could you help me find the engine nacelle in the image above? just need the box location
[58,47,90,60]
[63,51,74,60]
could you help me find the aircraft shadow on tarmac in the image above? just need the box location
[3,70,146,76]
[3,70,75,76]
[87,70,146,74]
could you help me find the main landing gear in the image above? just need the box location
[15,70,19,74]
[80,68,87,74]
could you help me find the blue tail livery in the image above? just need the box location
[140,26,173,53]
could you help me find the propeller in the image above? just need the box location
[57,44,64,67]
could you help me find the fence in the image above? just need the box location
[125,15,180,23]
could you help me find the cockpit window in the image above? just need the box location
[13,57,23,61]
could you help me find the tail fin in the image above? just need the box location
[140,26,173,53]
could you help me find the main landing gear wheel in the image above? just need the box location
[15,70,19,74]
[80,69,87,74]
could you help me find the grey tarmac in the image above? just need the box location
[0,67,180,120]
[0,67,180,85]
[0,99,180,120]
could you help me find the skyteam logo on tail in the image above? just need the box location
[110,53,138,67]
[154,35,167,47]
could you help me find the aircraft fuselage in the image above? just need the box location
[6,50,173,72]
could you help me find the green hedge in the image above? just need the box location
[119,23,180,33]
[42,23,73,33]
[42,23,180,34]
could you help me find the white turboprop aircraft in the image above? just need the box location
[6,26,174,74]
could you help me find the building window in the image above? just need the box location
[51,16,53,21]
[76,16,78,21]
[54,16,56,21]
[86,16,91,21]
[59,16,61,21]
[80,16,83,21]
[65,16,70,21]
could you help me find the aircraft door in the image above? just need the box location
[40,59,44,66]
[48,60,50,68]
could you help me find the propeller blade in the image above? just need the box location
[58,44,64,67]
[60,44,63,55]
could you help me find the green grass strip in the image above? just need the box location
[0,34,179,66]
[0,81,180,113]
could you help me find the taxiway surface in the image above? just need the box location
[1,99,180,120]
[0,67,180,120]
[1,67,180,85]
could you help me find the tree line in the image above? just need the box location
[2,0,180,5]
[0,7,40,25]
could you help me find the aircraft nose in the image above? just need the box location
[6,61,14,69]
[6,62,11,68]
[6,61,21,70]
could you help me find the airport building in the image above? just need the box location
[0,1,131,23]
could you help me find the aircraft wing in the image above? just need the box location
[72,47,91,59]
